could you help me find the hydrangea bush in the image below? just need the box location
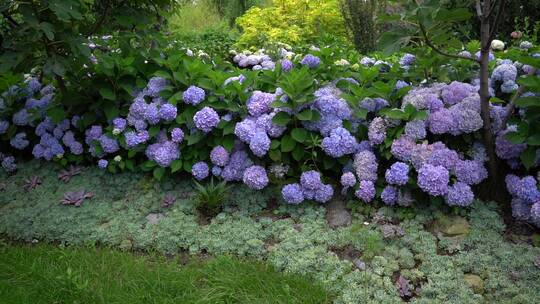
[1,38,539,226]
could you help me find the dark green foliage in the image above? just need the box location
[339,0,379,54]
[194,178,231,216]
[210,0,267,27]
[0,243,331,304]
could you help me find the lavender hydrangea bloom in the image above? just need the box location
[353,150,378,181]
[404,120,426,140]
[495,128,527,160]
[427,147,459,172]
[221,151,253,182]
[315,184,333,203]
[322,127,358,158]
[475,51,495,61]
[85,125,103,145]
[340,172,356,188]
[355,180,375,203]
[446,182,475,206]
[98,159,108,169]
[368,117,387,145]
[492,64,517,83]
[146,141,180,167]
[32,133,64,160]
[192,161,209,180]
[511,198,531,220]
[249,131,270,157]
[282,183,304,204]
[242,165,269,190]
[125,130,149,147]
[417,164,449,196]
[455,160,488,185]
[146,77,167,97]
[112,118,127,133]
[256,113,286,138]
[99,135,120,154]
[0,120,8,134]
[235,118,257,143]
[516,176,540,203]
[10,132,29,150]
[211,165,222,177]
[391,136,415,162]
[159,103,177,121]
[1,156,17,172]
[171,128,184,143]
[385,162,409,186]
[300,171,322,190]
[441,81,476,105]
[13,109,30,126]
[183,86,205,105]
[193,106,219,133]
[399,53,415,68]
[300,54,320,68]
[428,109,456,134]
[359,97,389,112]
[381,186,398,206]
[395,80,410,90]
[281,59,293,72]
[143,102,160,125]
[210,145,229,166]
[451,108,483,134]
[247,91,275,117]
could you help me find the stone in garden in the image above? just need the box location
[326,199,352,228]
[146,213,165,225]
[435,215,470,236]
[353,258,366,271]
[464,273,484,294]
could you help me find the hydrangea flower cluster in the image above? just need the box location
[193,106,219,133]
[232,51,276,71]
[506,174,540,227]
[281,170,333,204]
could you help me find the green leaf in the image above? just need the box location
[292,145,304,161]
[520,146,536,170]
[153,167,165,180]
[99,88,116,101]
[281,135,296,152]
[40,22,55,40]
[272,111,291,126]
[379,31,411,56]
[103,104,119,121]
[296,109,313,121]
[171,160,183,173]
[149,126,160,137]
[527,134,540,146]
[515,96,540,108]
[187,131,204,145]
[291,128,308,143]
[47,106,66,123]
[517,75,540,89]
[412,110,428,120]
[379,108,408,120]
[269,149,281,162]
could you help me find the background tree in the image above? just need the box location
[339,0,381,54]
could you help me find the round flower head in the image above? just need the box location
[0,120,9,134]
[281,59,293,72]
[192,161,209,180]
[445,182,474,207]
[355,180,375,203]
[404,120,426,140]
[314,184,333,203]
[112,118,127,133]
[385,162,409,186]
[249,131,270,157]
[426,147,459,172]
[98,159,108,169]
[234,117,257,143]
[391,136,415,162]
[13,109,30,126]
[368,117,387,145]
[193,107,219,133]
[516,176,540,203]
[452,108,483,134]
[495,128,527,160]
[300,54,320,68]
[511,198,531,220]
[211,165,222,177]
[159,103,177,122]
[242,165,269,190]
[353,150,378,181]
[210,145,230,166]
[428,108,457,134]
[99,135,120,154]
[300,170,322,190]
[146,77,167,97]
[381,186,398,206]
[145,141,180,167]
[441,81,476,105]
[221,151,253,182]
[282,183,304,204]
[1,156,17,172]
[322,127,358,158]
[399,53,416,68]
[455,160,488,185]
[10,132,29,150]
[247,91,275,117]
[171,128,184,143]
[183,86,205,105]
[417,164,450,196]
[340,172,356,188]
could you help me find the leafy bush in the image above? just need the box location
[235,0,347,47]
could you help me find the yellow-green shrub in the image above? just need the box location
[235,0,347,47]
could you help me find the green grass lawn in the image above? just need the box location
[0,243,330,304]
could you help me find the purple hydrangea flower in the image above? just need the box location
[516,176,540,203]
[314,184,333,203]
[210,145,229,166]
[426,147,459,172]
[353,150,378,181]
[0,120,9,134]
[146,77,167,97]
[300,54,320,68]
[112,118,127,133]
[417,164,449,196]
[441,81,476,105]
[281,59,293,72]
[193,106,219,133]
[125,130,150,147]
[221,151,253,182]
[85,125,103,145]
[495,128,527,160]
[183,86,205,105]
[282,183,304,204]
[1,156,17,172]
[192,161,209,180]
[300,171,323,190]
[404,120,426,140]
[455,160,488,185]
[322,127,358,158]
[399,53,416,68]
[340,172,356,188]
[13,109,30,126]
[171,128,184,143]
[531,203,540,222]
[32,133,64,160]
[368,117,387,145]
[234,117,257,143]
[146,141,180,167]
[249,131,270,157]
[247,91,275,117]
[143,103,160,125]
[99,135,120,154]
[445,182,475,206]
[381,186,398,206]
[385,162,409,186]
[159,103,177,121]
[98,159,108,169]
[242,165,269,190]
[511,198,531,220]
[492,64,517,83]
[10,132,29,150]
[428,109,457,134]
[355,180,375,203]
[391,136,415,162]
[359,97,389,113]
[256,113,286,138]
[211,165,222,177]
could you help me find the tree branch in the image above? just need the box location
[87,0,110,36]
[417,17,479,63]
[488,0,506,41]
[501,67,537,128]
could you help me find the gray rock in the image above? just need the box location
[353,259,366,271]
[326,199,352,228]
[146,213,165,225]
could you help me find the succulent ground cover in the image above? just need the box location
[1,161,539,303]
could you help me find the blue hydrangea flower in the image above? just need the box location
[221,151,253,182]
[98,159,108,169]
[193,106,219,133]
[340,172,356,188]
[242,165,269,190]
[159,103,177,122]
[281,59,293,72]
[391,136,415,162]
[0,120,9,134]
[183,86,205,105]
[1,156,17,172]
[300,171,322,190]
[85,125,103,145]
[495,128,527,160]
[145,141,180,167]
[445,182,474,206]
[234,117,257,143]
[322,127,358,158]
[355,180,375,203]
[314,184,333,203]
[353,150,378,181]
[381,186,398,206]
[427,147,459,172]
[211,165,222,177]
[516,176,540,203]
[428,109,457,134]
[191,161,209,180]
[99,135,120,154]
[441,81,476,105]
[399,53,416,68]
[210,145,229,166]
[146,77,167,97]
[247,91,275,117]
[455,160,488,185]
[404,120,426,140]
[112,118,127,133]
[385,162,409,186]
[368,117,387,145]
[511,198,531,220]
[417,164,449,196]
[125,130,150,147]
[32,133,64,160]
[249,131,270,157]
[282,183,304,204]
[12,109,30,126]
[171,128,184,143]
[300,54,320,68]
[10,132,29,150]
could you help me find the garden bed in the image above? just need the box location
[1,161,539,303]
